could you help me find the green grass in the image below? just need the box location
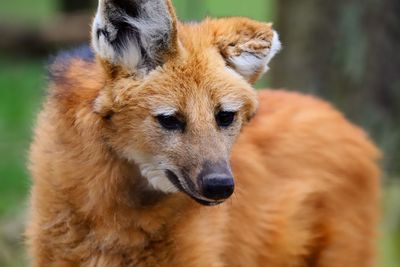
[0,0,275,24]
[0,55,45,267]
[173,0,275,21]
[0,0,56,24]
[0,56,46,216]
[379,182,400,266]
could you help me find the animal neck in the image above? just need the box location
[78,146,193,236]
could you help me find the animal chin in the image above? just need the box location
[165,170,224,206]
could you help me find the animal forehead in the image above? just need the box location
[147,90,245,117]
[147,90,213,116]
[138,57,249,114]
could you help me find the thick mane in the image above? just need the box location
[45,45,104,119]
[48,45,95,85]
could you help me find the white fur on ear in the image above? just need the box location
[265,31,282,67]
[91,0,175,75]
[92,13,142,72]
[227,30,281,82]
[229,53,267,80]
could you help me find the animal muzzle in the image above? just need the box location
[165,160,235,206]
[197,161,234,201]
[200,172,234,200]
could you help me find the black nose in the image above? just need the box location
[202,177,234,200]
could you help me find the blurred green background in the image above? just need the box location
[0,0,399,266]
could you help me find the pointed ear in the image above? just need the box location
[91,0,178,75]
[214,18,281,84]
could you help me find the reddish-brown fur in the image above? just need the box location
[26,3,380,267]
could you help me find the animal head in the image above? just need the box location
[91,0,281,205]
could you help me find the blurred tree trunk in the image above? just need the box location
[60,0,94,13]
[271,0,400,175]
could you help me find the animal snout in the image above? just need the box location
[201,175,235,200]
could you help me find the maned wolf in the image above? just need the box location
[26,0,380,266]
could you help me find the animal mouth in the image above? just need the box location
[165,170,224,206]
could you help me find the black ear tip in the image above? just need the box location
[109,0,140,18]
[96,28,110,40]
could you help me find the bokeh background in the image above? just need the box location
[0,0,399,266]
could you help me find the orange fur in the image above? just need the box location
[26,3,380,267]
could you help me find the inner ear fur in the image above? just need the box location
[91,0,178,76]
[210,17,281,84]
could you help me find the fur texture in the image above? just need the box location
[26,1,380,266]
[92,0,178,74]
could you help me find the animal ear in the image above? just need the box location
[214,18,281,84]
[91,0,178,76]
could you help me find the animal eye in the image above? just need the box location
[156,115,185,131]
[216,111,236,128]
